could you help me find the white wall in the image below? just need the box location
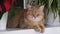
[24,0,32,9]
[24,0,27,9]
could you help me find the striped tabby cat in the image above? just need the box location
[7,5,45,33]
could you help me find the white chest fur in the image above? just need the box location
[28,15,43,22]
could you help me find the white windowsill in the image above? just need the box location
[0,27,60,34]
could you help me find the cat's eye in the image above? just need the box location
[37,14,39,16]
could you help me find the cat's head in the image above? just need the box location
[26,5,44,22]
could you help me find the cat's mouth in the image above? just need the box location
[28,16,43,22]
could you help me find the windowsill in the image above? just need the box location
[0,27,60,34]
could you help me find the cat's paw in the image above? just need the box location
[34,27,44,33]
[34,28,41,32]
[41,29,44,33]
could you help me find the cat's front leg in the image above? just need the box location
[39,23,45,33]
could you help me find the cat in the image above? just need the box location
[7,5,45,33]
[19,5,45,33]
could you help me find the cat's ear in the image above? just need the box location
[27,4,32,10]
[39,5,44,11]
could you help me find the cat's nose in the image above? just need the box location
[33,17,35,19]
[33,17,34,19]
